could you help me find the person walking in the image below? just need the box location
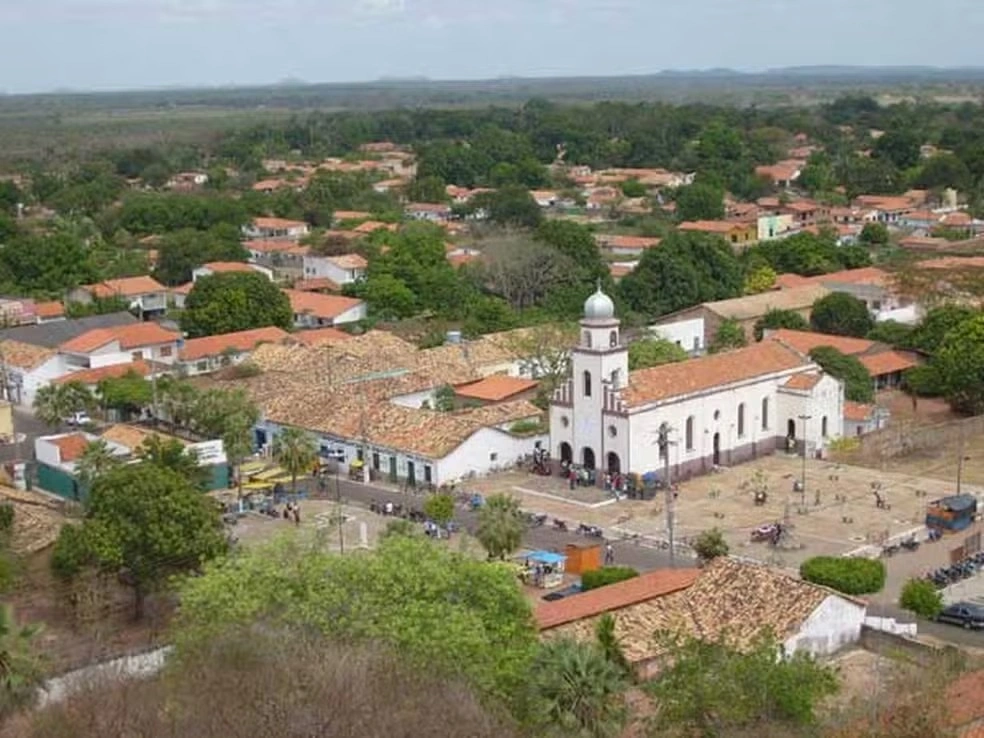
[604,543,615,566]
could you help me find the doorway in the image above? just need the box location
[787,418,796,440]
[607,452,621,475]
[712,433,721,466]
[388,456,397,482]
[581,447,596,470]
[560,442,573,465]
[407,460,416,487]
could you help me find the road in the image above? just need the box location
[303,473,683,572]
[0,406,53,463]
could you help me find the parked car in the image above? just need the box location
[541,584,582,602]
[934,602,984,629]
[65,411,91,426]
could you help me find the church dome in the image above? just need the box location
[584,285,615,320]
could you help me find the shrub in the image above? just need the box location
[692,528,729,562]
[899,577,943,619]
[581,566,639,591]
[509,419,542,435]
[799,556,885,595]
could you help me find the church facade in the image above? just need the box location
[549,288,844,482]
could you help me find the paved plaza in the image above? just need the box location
[472,453,984,583]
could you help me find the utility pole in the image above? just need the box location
[656,422,676,567]
[798,413,812,508]
[335,463,345,554]
[957,422,967,495]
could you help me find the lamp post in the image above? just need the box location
[656,422,676,567]
[798,413,812,507]
[957,422,970,496]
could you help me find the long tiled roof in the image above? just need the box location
[0,340,56,370]
[622,341,809,407]
[0,313,138,349]
[60,323,179,353]
[198,327,550,458]
[54,360,151,385]
[84,275,165,298]
[701,284,831,321]
[180,326,290,362]
[547,558,840,663]
[768,329,876,357]
[283,289,363,319]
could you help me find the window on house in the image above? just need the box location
[583,370,592,397]
[737,403,745,438]
[489,452,498,462]
[424,465,432,484]
[610,369,620,388]
[685,416,695,451]
[761,397,769,430]
[196,361,208,372]
[159,346,172,357]
[822,416,828,438]
[131,351,143,361]
[583,331,592,348]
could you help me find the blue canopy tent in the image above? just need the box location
[523,550,567,588]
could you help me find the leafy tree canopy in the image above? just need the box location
[934,313,984,415]
[810,292,875,338]
[808,346,874,403]
[180,271,293,338]
[754,308,809,341]
[627,337,688,370]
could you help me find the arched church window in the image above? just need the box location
[583,331,592,348]
[737,403,745,438]
[583,370,592,397]
[609,330,618,347]
[685,416,695,450]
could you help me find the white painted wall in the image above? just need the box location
[81,340,179,369]
[334,303,368,326]
[302,255,365,285]
[784,594,866,657]
[649,317,706,354]
[8,356,70,406]
[388,389,437,409]
[436,427,548,484]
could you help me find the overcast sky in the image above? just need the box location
[1,0,982,94]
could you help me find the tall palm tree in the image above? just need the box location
[475,493,525,560]
[273,427,317,495]
[33,384,66,428]
[528,638,628,738]
[75,439,121,489]
[0,605,43,718]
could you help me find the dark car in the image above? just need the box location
[541,584,582,602]
[935,602,984,629]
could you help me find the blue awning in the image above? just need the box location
[526,550,566,565]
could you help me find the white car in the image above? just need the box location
[65,411,91,426]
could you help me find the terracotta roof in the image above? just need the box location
[941,211,973,226]
[325,253,368,270]
[353,220,396,234]
[678,220,741,234]
[101,423,188,451]
[700,284,831,321]
[292,277,342,292]
[251,217,307,230]
[622,341,809,407]
[609,263,635,279]
[454,375,538,402]
[547,558,840,664]
[905,209,939,221]
[0,340,56,370]
[180,327,290,362]
[595,235,661,250]
[171,282,194,296]
[774,273,813,289]
[536,569,701,630]
[292,327,353,346]
[920,256,984,270]
[51,433,90,463]
[859,350,919,376]
[754,160,803,182]
[198,261,255,274]
[781,200,822,213]
[54,360,151,385]
[59,323,179,353]
[853,195,912,212]
[814,266,890,287]
[84,275,165,299]
[769,328,876,357]
[34,301,65,319]
[332,210,371,221]
[844,401,875,422]
[406,202,451,212]
[284,290,364,320]
[782,372,822,390]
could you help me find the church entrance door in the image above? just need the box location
[787,418,796,440]
[581,447,596,470]
[560,442,572,464]
[606,452,621,475]
[712,433,721,466]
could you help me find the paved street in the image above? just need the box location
[0,406,52,464]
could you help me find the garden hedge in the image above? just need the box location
[580,566,639,591]
[799,556,885,595]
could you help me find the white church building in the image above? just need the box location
[549,287,844,481]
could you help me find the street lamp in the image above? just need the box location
[797,414,812,507]
[957,454,971,495]
[655,422,677,567]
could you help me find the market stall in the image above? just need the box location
[520,550,566,589]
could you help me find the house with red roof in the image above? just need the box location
[283,289,366,328]
[178,326,291,376]
[243,217,310,242]
[66,276,168,318]
[301,253,367,288]
[58,323,181,371]
[191,262,273,283]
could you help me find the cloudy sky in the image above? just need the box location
[1,0,982,93]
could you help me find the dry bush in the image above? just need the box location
[9,627,518,738]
